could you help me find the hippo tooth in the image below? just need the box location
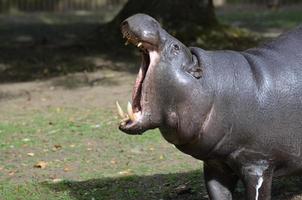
[127,101,135,121]
[125,40,129,46]
[137,42,143,48]
[116,101,125,119]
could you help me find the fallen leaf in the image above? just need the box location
[118,169,132,176]
[22,138,30,142]
[175,184,191,195]
[130,147,142,154]
[110,160,117,164]
[87,148,92,151]
[63,166,71,172]
[69,144,75,148]
[52,144,62,151]
[27,152,35,157]
[54,144,62,149]
[8,170,17,176]
[159,155,164,160]
[54,144,61,148]
[34,161,48,169]
[52,178,62,183]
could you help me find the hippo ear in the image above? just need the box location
[184,55,202,79]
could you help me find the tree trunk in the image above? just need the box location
[108,0,218,44]
[213,0,226,7]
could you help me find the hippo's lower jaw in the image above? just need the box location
[118,108,146,135]
[118,102,159,135]
[118,112,150,135]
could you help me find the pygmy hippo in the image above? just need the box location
[117,13,302,200]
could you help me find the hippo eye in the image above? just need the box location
[173,44,180,51]
[171,44,180,55]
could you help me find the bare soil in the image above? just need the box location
[0,69,135,113]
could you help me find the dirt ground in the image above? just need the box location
[0,69,134,112]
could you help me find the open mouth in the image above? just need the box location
[116,24,159,130]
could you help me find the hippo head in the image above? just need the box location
[118,14,214,145]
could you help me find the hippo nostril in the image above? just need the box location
[121,21,130,38]
[121,21,129,29]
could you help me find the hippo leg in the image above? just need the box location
[240,164,273,200]
[204,161,238,200]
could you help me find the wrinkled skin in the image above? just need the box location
[118,14,302,200]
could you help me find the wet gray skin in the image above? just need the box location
[118,14,302,200]
[119,14,212,147]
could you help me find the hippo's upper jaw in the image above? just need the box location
[121,14,162,52]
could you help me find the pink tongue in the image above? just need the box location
[132,68,143,111]
[132,54,147,112]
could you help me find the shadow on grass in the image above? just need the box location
[44,170,302,200]
[0,18,136,84]
[44,170,208,200]
[0,12,262,85]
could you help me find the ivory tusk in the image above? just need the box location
[127,101,135,121]
[116,101,125,119]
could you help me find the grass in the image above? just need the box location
[0,107,203,200]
